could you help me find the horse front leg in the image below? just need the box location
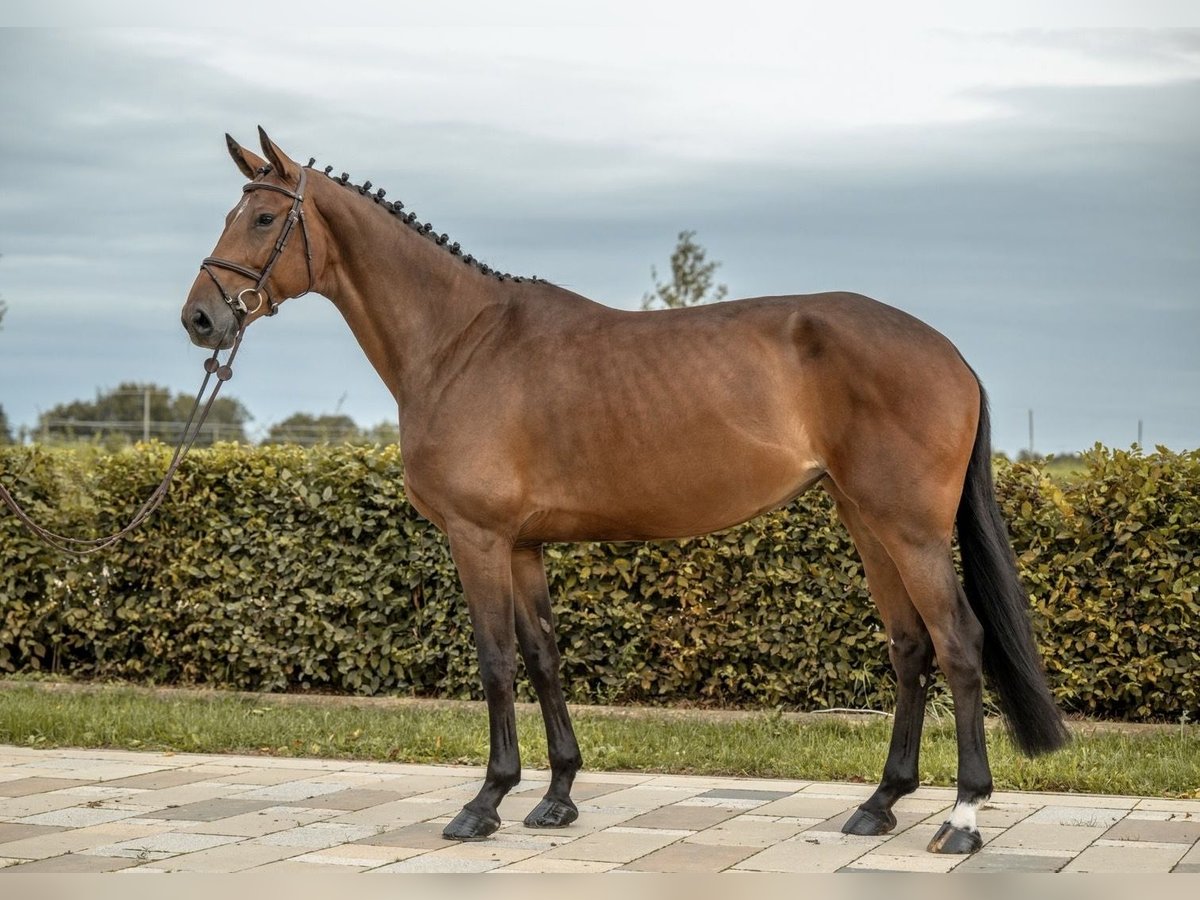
[512,545,582,828]
[442,528,521,841]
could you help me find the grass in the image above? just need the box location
[0,682,1197,799]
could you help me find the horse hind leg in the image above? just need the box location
[512,545,582,828]
[830,489,935,837]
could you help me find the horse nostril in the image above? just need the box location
[191,308,213,335]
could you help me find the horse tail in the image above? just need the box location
[957,381,1070,757]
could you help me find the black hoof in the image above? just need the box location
[842,806,897,836]
[442,807,501,841]
[927,821,983,854]
[523,797,579,828]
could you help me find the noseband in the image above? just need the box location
[200,164,313,321]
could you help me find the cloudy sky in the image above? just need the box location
[0,4,1197,454]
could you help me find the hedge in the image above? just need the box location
[1,443,1197,721]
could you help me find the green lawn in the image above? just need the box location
[1,683,1196,798]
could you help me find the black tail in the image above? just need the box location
[957,382,1070,756]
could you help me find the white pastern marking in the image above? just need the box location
[231,197,250,225]
[948,798,981,831]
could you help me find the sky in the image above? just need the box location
[0,3,1198,455]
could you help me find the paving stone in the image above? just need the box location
[1063,842,1187,873]
[253,822,380,849]
[0,777,94,797]
[955,852,1069,873]
[371,852,507,873]
[496,857,620,873]
[18,806,139,828]
[1103,817,1200,844]
[0,853,137,873]
[354,821,449,850]
[618,841,758,872]
[156,841,303,873]
[180,805,332,838]
[751,794,860,820]
[102,769,216,790]
[82,831,241,860]
[589,785,705,811]
[622,803,739,831]
[289,844,425,867]
[237,780,352,802]
[733,830,884,873]
[1025,805,1127,827]
[990,821,1111,853]
[325,797,466,826]
[683,815,808,849]
[144,798,277,821]
[279,788,411,812]
[0,822,64,844]
[698,788,793,803]
[842,852,964,873]
[0,791,94,819]
[539,826,685,863]
[1173,863,1200,873]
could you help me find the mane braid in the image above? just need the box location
[312,161,541,284]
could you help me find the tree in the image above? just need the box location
[641,230,728,310]
[36,382,251,445]
[262,412,361,446]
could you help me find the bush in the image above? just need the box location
[1,443,1197,720]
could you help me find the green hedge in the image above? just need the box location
[1,443,1197,720]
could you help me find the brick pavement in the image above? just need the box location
[1,745,1197,874]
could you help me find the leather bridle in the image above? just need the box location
[200,164,314,322]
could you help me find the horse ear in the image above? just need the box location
[226,133,266,179]
[257,126,301,184]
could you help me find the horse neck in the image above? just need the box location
[313,181,506,415]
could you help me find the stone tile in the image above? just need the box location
[1024,805,1127,827]
[589,785,705,811]
[18,806,138,828]
[1179,842,1200,864]
[279,788,410,811]
[955,852,1069,873]
[0,791,93,819]
[0,853,137,873]
[237,780,351,802]
[1173,863,1200,873]
[623,803,739,831]
[619,841,757,872]
[289,844,425,867]
[416,842,539,866]
[539,826,684,863]
[157,841,302,872]
[180,805,332,837]
[974,803,1039,828]
[1136,798,1200,814]
[251,860,371,874]
[0,858,22,869]
[0,822,64,844]
[326,796,464,826]
[1063,842,1187,873]
[371,854,504,874]
[698,788,793,803]
[82,831,240,860]
[842,852,964,873]
[752,794,860,820]
[0,777,94,797]
[802,783,876,800]
[1104,817,1200,844]
[733,830,884,873]
[990,791,1136,810]
[496,857,620,873]
[253,822,380,849]
[102,769,216,790]
[118,783,235,808]
[148,798,282,821]
[991,821,1111,853]
[684,815,808,849]
[509,781,621,802]
[354,821,449,850]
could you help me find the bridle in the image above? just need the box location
[200,163,314,322]
[0,164,315,555]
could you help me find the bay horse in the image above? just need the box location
[182,128,1068,855]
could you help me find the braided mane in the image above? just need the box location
[307,159,542,284]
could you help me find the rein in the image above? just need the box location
[0,330,245,556]
[0,165,312,555]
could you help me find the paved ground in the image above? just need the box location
[0,745,1198,874]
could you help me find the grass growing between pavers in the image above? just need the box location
[0,683,1197,798]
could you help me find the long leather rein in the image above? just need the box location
[0,165,312,555]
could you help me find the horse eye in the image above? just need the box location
[256,213,276,226]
